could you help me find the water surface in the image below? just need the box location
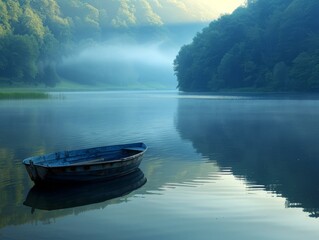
[1,91,319,239]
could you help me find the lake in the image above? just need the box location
[1,91,319,240]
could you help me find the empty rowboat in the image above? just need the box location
[22,142,147,185]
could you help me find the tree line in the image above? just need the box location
[174,0,319,92]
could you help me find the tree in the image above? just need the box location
[174,0,319,92]
[0,0,11,36]
[290,52,319,91]
[0,34,39,83]
[272,62,288,90]
[19,6,45,41]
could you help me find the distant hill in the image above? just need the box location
[0,0,218,87]
[174,0,319,92]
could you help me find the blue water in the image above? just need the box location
[1,91,319,240]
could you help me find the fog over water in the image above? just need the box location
[57,22,208,89]
[63,41,176,67]
[57,40,178,88]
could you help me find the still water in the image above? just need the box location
[1,91,319,239]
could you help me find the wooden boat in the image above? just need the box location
[24,169,146,211]
[22,142,147,185]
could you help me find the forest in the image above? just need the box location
[174,0,319,92]
[0,0,214,88]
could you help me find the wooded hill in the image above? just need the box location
[174,0,319,92]
[0,0,215,87]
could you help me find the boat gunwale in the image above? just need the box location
[22,143,147,169]
[59,151,145,168]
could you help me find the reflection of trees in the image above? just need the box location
[0,148,34,229]
[0,101,76,228]
[176,97,319,218]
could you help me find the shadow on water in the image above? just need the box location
[176,94,319,218]
[24,169,147,211]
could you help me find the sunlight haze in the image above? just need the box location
[148,0,246,24]
[192,0,246,16]
[212,0,247,13]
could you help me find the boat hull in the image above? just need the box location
[23,142,147,185]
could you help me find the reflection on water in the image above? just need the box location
[1,92,319,240]
[0,92,182,229]
[176,96,319,218]
[24,169,146,211]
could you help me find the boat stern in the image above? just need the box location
[23,159,48,183]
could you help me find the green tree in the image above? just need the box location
[0,34,39,83]
[272,62,289,90]
[174,0,319,92]
[0,0,11,36]
[20,6,46,41]
[6,0,22,24]
[30,0,71,42]
[290,52,319,91]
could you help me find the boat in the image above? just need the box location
[24,168,147,211]
[22,142,147,185]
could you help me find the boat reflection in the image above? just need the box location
[24,169,146,211]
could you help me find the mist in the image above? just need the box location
[76,42,175,66]
[57,23,206,90]
[57,40,175,89]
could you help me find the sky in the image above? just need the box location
[148,0,247,24]
[212,0,247,14]
[172,0,247,21]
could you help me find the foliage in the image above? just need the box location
[0,34,39,83]
[174,0,319,92]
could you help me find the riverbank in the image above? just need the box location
[0,79,176,93]
[0,92,49,100]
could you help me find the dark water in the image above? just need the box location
[1,91,319,239]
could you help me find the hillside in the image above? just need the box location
[0,0,219,88]
[174,0,319,92]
